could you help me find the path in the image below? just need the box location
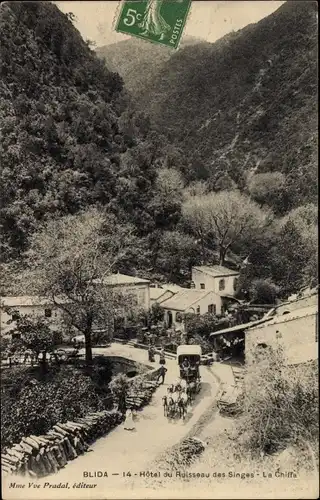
[3,343,219,499]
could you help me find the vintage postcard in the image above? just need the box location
[0,1,318,499]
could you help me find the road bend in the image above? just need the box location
[4,343,219,499]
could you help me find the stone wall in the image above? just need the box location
[1,410,123,478]
[107,355,151,377]
[2,365,162,478]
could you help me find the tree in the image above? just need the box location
[156,230,199,283]
[148,303,164,325]
[25,208,132,365]
[242,345,318,457]
[184,313,231,339]
[109,373,130,414]
[209,171,238,192]
[7,311,58,374]
[147,168,184,232]
[270,204,318,294]
[247,171,286,212]
[249,278,279,304]
[155,168,184,200]
[182,190,272,265]
[182,180,208,201]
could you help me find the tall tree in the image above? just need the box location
[6,312,58,374]
[25,208,133,365]
[247,171,286,213]
[270,203,318,293]
[182,190,272,265]
[156,230,199,284]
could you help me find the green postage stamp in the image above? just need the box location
[115,0,192,49]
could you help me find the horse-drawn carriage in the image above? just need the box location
[162,345,202,421]
[177,345,202,395]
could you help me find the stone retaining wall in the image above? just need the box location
[125,367,162,409]
[107,355,151,376]
[2,365,162,478]
[1,410,123,478]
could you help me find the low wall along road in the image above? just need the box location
[1,359,162,479]
[2,343,220,498]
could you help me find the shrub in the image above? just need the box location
[109,373,130,414]
[1,364,109,451]
[249,278,279,304]
[241,346,318,458]
[188,334,212,354]
[91,356,113,387]
[185,313,228,337]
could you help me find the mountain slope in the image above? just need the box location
[96,35,203,96]
[135,1,318,211]
[0,1,159,260]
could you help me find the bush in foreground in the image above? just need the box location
[241,346,318,459]
[1,363,111,451]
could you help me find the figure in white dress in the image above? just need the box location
[124,409,135,431]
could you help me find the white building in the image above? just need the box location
[246,304,318,366]
[0,296,63,337]
[160,289,225,332]
[192,265,240,294]
[1,273,151,338]
[99,273,150,312]
[191,265,240,314]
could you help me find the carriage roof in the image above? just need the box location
[177,345,202,358]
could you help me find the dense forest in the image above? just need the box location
[0,1,318,298]
[99,1,318,214]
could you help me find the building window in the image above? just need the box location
[208,304,216,314]
[11,313,19,321]
[175,312,182,323]
[233,278,239,291]
[200,283,205,290]
[257,343,268,349]
[196,306,200,315]
[219,279,225,291]
[44,308,52,318]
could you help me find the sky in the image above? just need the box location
[56,1,285,47]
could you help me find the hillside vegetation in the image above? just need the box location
[96,35,202,97]
[0,1,182,262]
[106,1,318,215]
[0,1,317,298]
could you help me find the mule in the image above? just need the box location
[178,393,188,419]
[167,396,177,419]
[162,395,168,416]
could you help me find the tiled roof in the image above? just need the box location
[163,284,184,293]
[1,296,56,307]
[96,273,150,286]
[193,265,239,278]
[160,289,212,311]
[209,318,269,337]
[248,305,318,329]
[150,288,169,300]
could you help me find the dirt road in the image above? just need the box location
[3,344,219,499]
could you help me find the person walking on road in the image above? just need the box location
[157,365,167,384]
[159,348,166,365]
